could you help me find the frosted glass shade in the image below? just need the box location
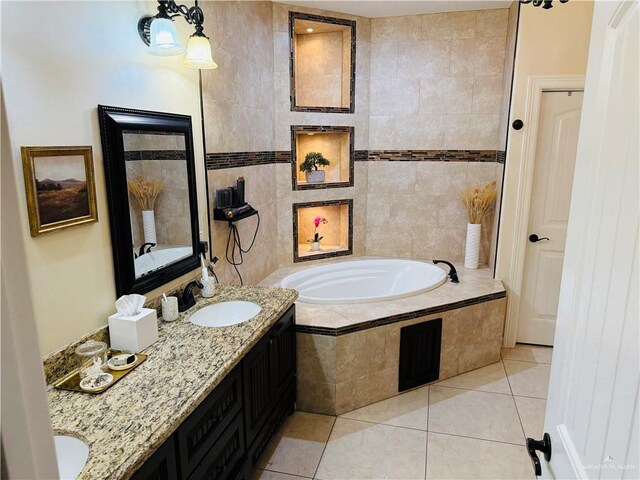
[183,36,218,69]
[149,17,185,56]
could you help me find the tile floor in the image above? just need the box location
[255,344,552,480]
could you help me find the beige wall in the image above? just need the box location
[495,1,594,281]
[2,1,208,356]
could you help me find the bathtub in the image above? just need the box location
[280,258,447,304]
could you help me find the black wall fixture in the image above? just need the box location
[398,318,442,392]
[520,0,569,9]
[512,119,524,130]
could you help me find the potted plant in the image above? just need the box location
[460,181,497,269]
[307,216,328,251]
[300,151,330,183]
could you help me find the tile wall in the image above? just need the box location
[201,1,517,283]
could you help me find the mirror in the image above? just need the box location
[98,105,200,297]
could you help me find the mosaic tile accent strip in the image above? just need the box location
[293,199,354,263]
[205,149,504,170]
[295,290,508,336]
[289,11,356,114]
[124,150,186,161]
[496,150,506,164]
[367,150,500,162]
[291,125,355,190]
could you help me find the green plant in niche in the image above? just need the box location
[299,152,330,173]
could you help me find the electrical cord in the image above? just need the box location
[225,212,260,285]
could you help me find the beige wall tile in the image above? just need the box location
[297,333,337,384]
[450,11,478,39]
[445,114,499,150]
[421,13,452,40]
[297,379,336,415]
[476,9,509,38]
[473,75,504,114]
[415,162,469,196]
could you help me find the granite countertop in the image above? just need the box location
[260,257,505,332]
[47,284,298,480]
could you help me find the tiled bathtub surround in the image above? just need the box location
[261,260,506,414]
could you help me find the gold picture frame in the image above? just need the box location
[21,146,98,237]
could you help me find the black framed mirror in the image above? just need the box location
[98,105,200,297]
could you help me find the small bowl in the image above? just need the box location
[79,373,113,392]
[107,354,138,371]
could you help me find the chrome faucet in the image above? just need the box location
[138,242,156,257]
[178,280,204,312]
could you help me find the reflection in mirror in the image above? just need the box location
[98,105,200,297]
[122,131,193,278]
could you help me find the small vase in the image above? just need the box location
[310,242,320,251]
[464,223,481,269]
[142,210,157,244]
[306,170,325,183]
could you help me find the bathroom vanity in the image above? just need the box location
[45,285,298,480]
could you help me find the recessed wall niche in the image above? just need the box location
[289,12,356,113]
[292,126,354,190]
[293,199,353,262]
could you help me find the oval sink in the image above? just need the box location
[54,435,89,480]
[189,301,261,327]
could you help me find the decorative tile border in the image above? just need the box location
[206,149,504,170]
[295,290,507,336]
[293,199,354,263]
[124,150,186,161]
[289,12,356,114]
[496,150,506,164]
[367,150,500,162]
[291,125,355,190]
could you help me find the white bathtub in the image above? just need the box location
[280,258,448,304]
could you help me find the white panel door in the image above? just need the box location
[535,1,639,479]
[518,91,583,346]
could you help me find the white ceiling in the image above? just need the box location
[274,0,513,18]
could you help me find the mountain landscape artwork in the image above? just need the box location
[21,146,98,236]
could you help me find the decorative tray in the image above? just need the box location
[53,350,148,394]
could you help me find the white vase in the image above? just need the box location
[306,170,325,183]
[310,241,320,251]
[464,223,481,269]
[142,210,157,244]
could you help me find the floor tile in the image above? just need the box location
[514,396,547,440]
[339,386,429,430]
[501,344,553,364]
[426,432,535,479]
[436,361,511,394]
[253,469,312,480]
[315,418,427,479]
[257,412,335,478]
[504,360,551,399]
[428,386,525,444]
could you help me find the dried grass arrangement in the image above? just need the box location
[461,181,497,224]
[128,176,163,211]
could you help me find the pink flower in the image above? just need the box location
[313,216,327,228]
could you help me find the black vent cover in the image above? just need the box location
[398,318,442,391]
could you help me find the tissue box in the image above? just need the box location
[108,308,158,353]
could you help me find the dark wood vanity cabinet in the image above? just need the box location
[132,305,296,480]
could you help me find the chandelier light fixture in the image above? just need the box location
[138,0,218,69]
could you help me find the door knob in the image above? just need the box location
[526,433,552,476]
[529,234,550,243]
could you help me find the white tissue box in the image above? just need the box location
[108,308,158,353]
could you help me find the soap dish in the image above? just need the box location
[54,349,148,394]
[107,353,138,371]
[80,373,114,392]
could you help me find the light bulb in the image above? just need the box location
[183,35,218,69]
[148,17,185,56]
[306,27,314,33]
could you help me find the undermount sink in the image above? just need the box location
[54,435,89,480]
[189,301,262,327]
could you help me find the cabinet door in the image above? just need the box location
[188,413,245,480]
[242,333,274,447]
[176,367,242,478]
[131,436,178,480]
[270,306,296,403]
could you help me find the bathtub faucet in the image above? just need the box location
[433,260,459,283]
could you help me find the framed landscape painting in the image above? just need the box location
[21,146,98,236]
